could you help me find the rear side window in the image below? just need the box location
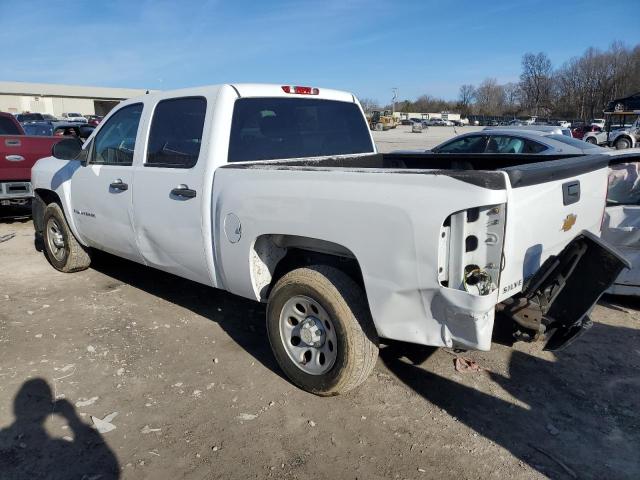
[0,116,21,135]
[486,135,548,154]
[228,98,374,162]
[146,97,207,168]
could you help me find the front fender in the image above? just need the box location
[32,156,84,242]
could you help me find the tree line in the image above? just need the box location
[362,42,640,121]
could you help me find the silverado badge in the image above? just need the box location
[561,214,577,232]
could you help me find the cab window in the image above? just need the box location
[90,103,143,166]
[146,97,207,168]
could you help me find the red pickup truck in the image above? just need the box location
[0,112,65,206]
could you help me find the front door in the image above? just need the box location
[70,102,144,262]
[131,96,212,285]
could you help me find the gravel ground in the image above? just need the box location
[0,131,639,479]
[371,125,484,152]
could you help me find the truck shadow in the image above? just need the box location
[89,251,286,381]
[0,204,31,223]
[380,321,640,479]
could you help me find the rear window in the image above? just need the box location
[548,134,601,149]
[23,124,53,136]
[0,116,21,135]
[228,98,374,162]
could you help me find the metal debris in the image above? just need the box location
[454,356,484,373]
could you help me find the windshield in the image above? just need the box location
[228,98,374,162]
[608,162,640,205]
[547,134,602,149]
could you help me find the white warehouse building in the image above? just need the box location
[0,81,151,117]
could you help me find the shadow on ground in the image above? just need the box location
[0,379,119,479]
[89,251,285,381]
[381,320,640,479]
[0,204,31,224]
[34,246,640,479]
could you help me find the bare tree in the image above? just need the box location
[358,97,378,114]
[457,84,475,116]
[520,52,553,115]
[502,82,521,116]
[474,78,505,116]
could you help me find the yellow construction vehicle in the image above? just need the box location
[368,110,397,131]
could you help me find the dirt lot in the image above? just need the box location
[371,124,484,152]
[1,128,639,479]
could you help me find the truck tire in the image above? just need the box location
[375,123,384,131]
[585,137,597,144]
[42,203,91,272]
[615,137,631,150]
[267,265,379,396]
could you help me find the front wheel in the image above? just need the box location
[42,203,91,272]
[267,265,379,396]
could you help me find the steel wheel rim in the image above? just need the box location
[279,295,338,375]
[46,217,66,262]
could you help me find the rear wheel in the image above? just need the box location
[615,137,631,150]
[42,203,91,272]
[585,137,597,144]
[267,265,379,396]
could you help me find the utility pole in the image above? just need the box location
[391,87,398,114]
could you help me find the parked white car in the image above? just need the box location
[31,83,628,394]
[61,113,88,123]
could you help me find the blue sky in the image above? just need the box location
[1,0,639,104]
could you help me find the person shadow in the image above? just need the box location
[0,378,120,480]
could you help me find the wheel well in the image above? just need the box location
[33,189,62,235]
[250,234,366,301]
[615,135,632,144]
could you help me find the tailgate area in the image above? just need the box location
[498,156,610,302]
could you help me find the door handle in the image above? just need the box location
[5,155,25,162]
[109,179,128,191]
[170,184,196,199]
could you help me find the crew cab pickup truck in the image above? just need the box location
[0,112,66,206]
[31,84,628,395]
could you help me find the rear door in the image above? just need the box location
[69,103,144,261]
[498,157,610,301]
[131,96,211,285]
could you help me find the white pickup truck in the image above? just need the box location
[31,84,628,395]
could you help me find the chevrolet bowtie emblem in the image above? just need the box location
[561,214,577,232]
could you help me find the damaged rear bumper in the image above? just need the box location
[498,231,630,351]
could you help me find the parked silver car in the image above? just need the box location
[430,129,607,155]
[484,125,572,137]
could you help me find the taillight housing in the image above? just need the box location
[438,204,506,296]
[281,85,320,95]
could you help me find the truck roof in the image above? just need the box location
[131,83,357,104]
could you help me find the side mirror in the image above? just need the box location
[52,137,84,161]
